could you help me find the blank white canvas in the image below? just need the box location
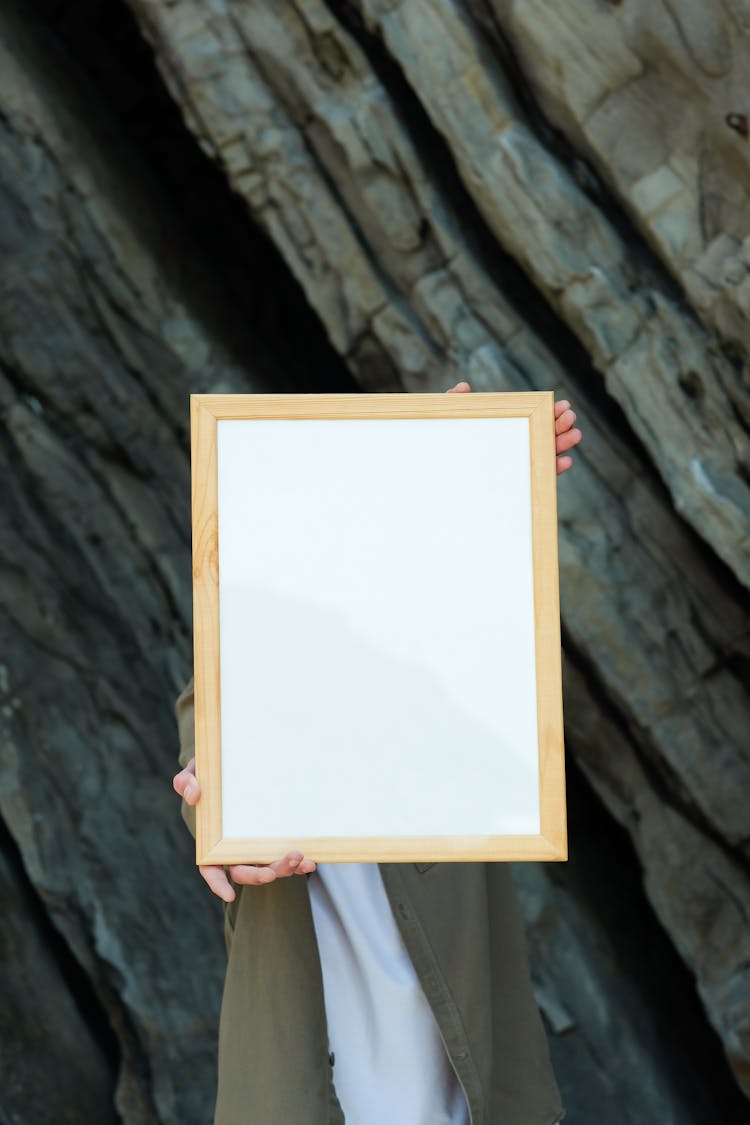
[217,416,540,840]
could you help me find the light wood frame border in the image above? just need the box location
[191,392,567,864]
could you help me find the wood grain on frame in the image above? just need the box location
[529,395,567,861]
[190,392,566,864]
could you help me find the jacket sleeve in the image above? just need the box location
[174,672,197,841]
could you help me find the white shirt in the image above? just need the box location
[308,862,470,1125]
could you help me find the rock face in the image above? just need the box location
[0,1,748,1122]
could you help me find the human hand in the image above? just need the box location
[172,758,317,902]
[446,381,582,474]
[550,398,581,474]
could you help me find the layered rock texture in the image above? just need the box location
[0,1,748,1122]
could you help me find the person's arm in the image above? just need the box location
[171,675,316,902]
[174,674,198,840]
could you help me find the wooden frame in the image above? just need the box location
[191,392,567,865]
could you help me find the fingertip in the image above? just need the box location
[186,782,201,803]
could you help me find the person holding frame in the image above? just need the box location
[172,381,582,1125]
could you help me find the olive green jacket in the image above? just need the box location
[175,676,566,1125]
